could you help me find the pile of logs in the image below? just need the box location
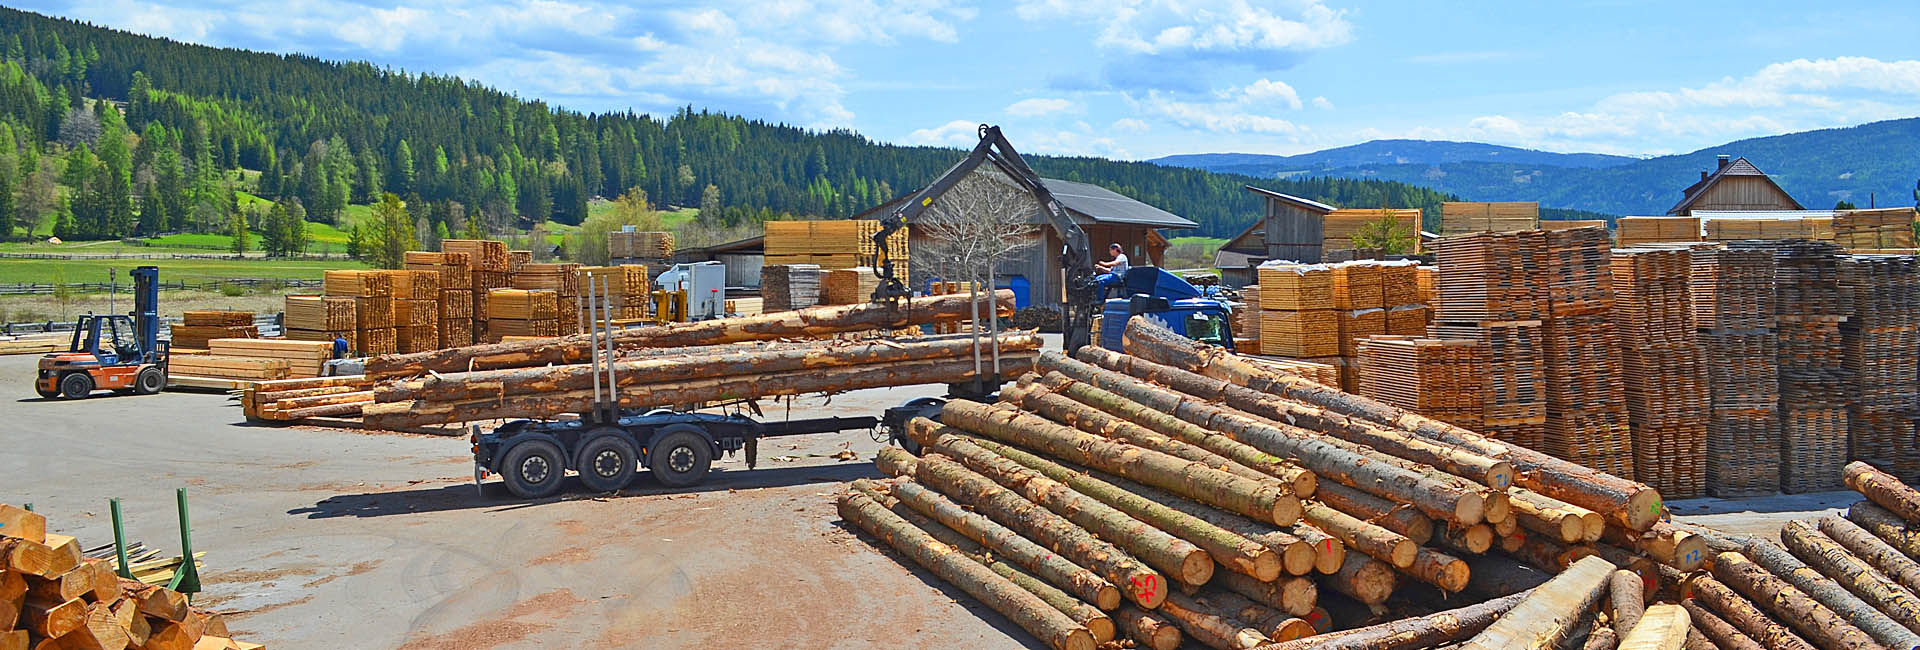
[0,504,260,650]
[839,315,1726,650]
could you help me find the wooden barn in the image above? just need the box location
[1667,155,1805,215]
[1246,185,1337,263]
[855,158,1196,310]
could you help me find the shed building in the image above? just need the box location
[1667,155,1805,215]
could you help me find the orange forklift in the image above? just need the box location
[36,266,170,399]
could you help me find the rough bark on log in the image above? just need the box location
[1588,545,1657,603]
[1257,589,1531,650]
[1847,502,1920,560]
[379,334,1041,403]
[919,425,1280,582]
[1844,461,1920,525]
[268,390,377,409]
[275,400,375,419]
[1116,605,1182,650]
[906,424,1215,585]
[1306,502,1417,569]
[1779,519,1920,634]
[1616,604,1690,650]
[1506,534,1594,574]
[367,290,1014,377]
[1819,515,1920,598]
[1037,352,1487,526]
[836,490,1095,650]
[1328,553,1398,605]
[1197,589,1312,641]
[1314,482,1435,545]
[1727,533,1920,650]
[1405,546,1471,593]
[1464,554,1551,598]
[1611,569,1646,637]
[1710,551,1878,650]
[1516,492,1591,544]
[1117,315,1663,531]
[1582,626,1620,650]
[1685,572,1816,650]
[1289,523,1347,576]
[1211,571,1317,617]
[884,449,1165,608]
[1031,373,1316,496]
[1461,555,1616,650]
[1101,474,1322,578]
[1159,591,1269,650]
[880,466,1121,609]
[850,480,1115,643]
[1602,523,1708,573]
[1681,599,1765,650]
[365,355,1032,428]
[939,400,1300,526]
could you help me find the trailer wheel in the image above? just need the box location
[648,427,712,488]
[576,432,638,493]
[133,366,166,395]
[59,372,94,400]
[500,439,567,499]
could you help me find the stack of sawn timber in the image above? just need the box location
[323,270,396,356]
[1691,246,1782,497]
[405,251,474,349]
[444,239,510,343]
[575,265,650,328]
[390,269,441,354]
[840,314,1697,650]
[822,267,882,305]
[762,264,823,312]
[0,504,262,650]
[484,289,559,341]
[512,263,581,335]
[1839,255,1920,480]
[241,374,377,422]
[1732,239,1851,493]
[167,311,256,350]
[1610,247,1709,498]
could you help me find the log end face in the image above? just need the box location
[1390,540,1418,569]
[1181,552,1217,587]
[1058,627,1096,650]
[1455,492,1487,527]
[1282,544,1316,577]
[1559,517,1586,544]
[1487,461,1516,490]
[1271,496,1304,527]
[1624,489,1664,531]
[1086,617,1116,645]
[1147,621,1182,650]
[1249,549,1283,583]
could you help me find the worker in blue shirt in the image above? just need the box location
[333,335,350,360]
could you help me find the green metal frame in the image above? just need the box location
[106,489,201,599]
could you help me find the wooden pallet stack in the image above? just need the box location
[575,265,651,328]
[1840,255,1920,479]
[1691,246,1782,497]
[1610,248,1709,498]
[1439,201,1539,235]
[1733,239,1851,492]
[763,264,824,312]
[1613,217,1701,248]
[484,288,559,341]
[1834,208,1918,250]
[0,504,262,650]
[1357,336,1486,429]
[1255,264,1338,362]
[823,267,883,305]
[168,311,257,350]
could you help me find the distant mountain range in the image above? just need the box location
[1152,120,1920,216]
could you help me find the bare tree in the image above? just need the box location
[912,166,1041,376]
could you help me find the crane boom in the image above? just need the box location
[869,124,1097,353]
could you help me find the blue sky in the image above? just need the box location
[20,1,1920,159]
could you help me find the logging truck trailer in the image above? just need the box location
[471,410,882,498]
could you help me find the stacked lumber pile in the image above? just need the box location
[1440,201,1539,235]
[1255,264,1337,362]
[0,504,260,650]
[1610,248,1708,498]
[446,239,510,342]
[324,270,396,356]
[575,265,650,328]
[484,289,559,341]
[241,375,376,421]
[1735,239,1851,492]
[284,295,356,351]
[1614,217,1701,247]
[1322,209,1422,255]
[1835,208,1917,250]
[206,338,331,378]
[845,315,1704,650]
[1427,321,1547,449]
[1705,218,1834,242]
[406,251,474,349]
[765,220,904,269]
[1541,219,1609,230]
[725,297,762,317]
[1535,228,1634,480]
[1691,247,1782,497]
[763,264,823,312]
[168,355,288,381]
[1840,255,1920,479]
[513,263,581,335]
[1380,261,1427,336]
[823,267,883,305]
[1235,285,1261,351]
[168,311,256,350]
[390,270,441,354]
[1356,336,1485,429]
[1334,308,1384,358]
[608,230,674,261]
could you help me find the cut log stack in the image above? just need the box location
[1356,336,1485,430]
[763,264,823,312]
[1733,239,1851,493]
[1691,246,1782,497]
[168,311,257,350]
[1839,255,1920,480]
[1611,248,1709,498]
[0,504,262,650]
[483,289,559,342]
[843,315,1723,650]
[575,265,651,328]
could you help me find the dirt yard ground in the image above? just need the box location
[0,351,1861,649]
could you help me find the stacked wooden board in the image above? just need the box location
[446,239,510,342]
[168,355,289,381]
[763,264,823,312]
[1734,239,1852,492]
[206,338,331,378]
[513,263,581,335]
[1610,248,1708,498]
[1427,321,1547,449]
[608,230,674,261]
[823,267,883,305]
[1234,285,1261,352]
[484,289,559,341]
[1540,219,1608,230]
[1357,336,1485,429]
[406,251,474,348]
[1535,228,1635,480]
[1704,218,1835,242]
[0,504,262,650]
[575,265,651,327]
[765,220,906,268]
[390,270,442,354]
[168,311,257,350]
[323,270,396,356]
[1691,246,1782,497]
[1840,255,1920,479]
[1834,208,1918,250]
[1439,202,1539,235]
[1614,217,1701,247]
[1321,208,1422,255]
[1255,264,1336,359]
[284,295,356,352]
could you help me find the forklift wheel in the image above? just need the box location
[648,427,712,488]
[499,439,567,499]
[58,373,94,400]
[134,366,166,395]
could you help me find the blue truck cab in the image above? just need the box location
[1099,267,1236,353]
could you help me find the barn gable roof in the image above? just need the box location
[1667,156,1804,215]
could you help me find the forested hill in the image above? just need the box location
[0,7,1467,241]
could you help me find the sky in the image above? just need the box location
[18,0,1920,160]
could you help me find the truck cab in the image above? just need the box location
[1099,267,1235,353]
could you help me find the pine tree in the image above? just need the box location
[0,151,14,240]
[698,183,722,222]
[229,207,248,254]
[394,139,414,194]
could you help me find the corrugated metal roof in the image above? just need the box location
[1040,177,1199,228]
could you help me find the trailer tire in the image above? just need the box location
[648,427,712,488]
[576,432,638,493]
[59,372,94,400]
[500,439,567,499]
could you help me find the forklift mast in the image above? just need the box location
[868,125,1097,353]
[133,266,160,357]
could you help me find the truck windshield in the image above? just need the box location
[1185,313,1228,346]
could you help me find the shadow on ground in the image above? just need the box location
[1666,489,1860,516]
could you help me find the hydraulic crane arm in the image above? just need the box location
[869,124,1098,353]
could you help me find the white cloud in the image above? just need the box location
[1131,90,1300,135]
[1237,78,1302,109]
[1015,0,1352,57]
[1111,118,1151,133]
[1005,97,1077,117]
[906,119,984,147]
[1311,96,1334,110]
